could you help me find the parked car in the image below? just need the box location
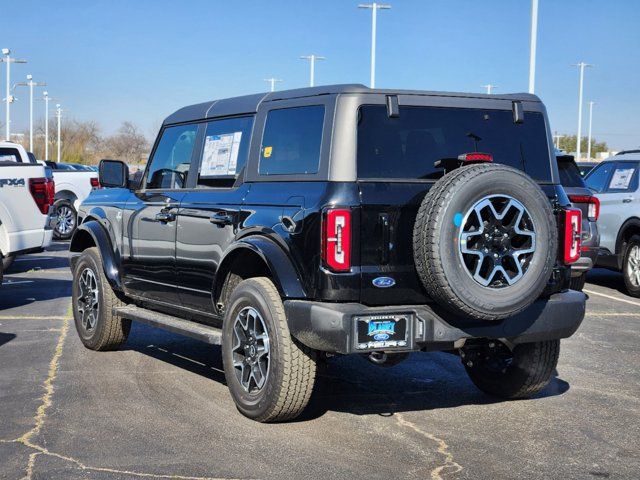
[69,85,585,422]
[38,161,100,239]
[0,142,55,276]
[577,161,598,177]
[556,153,600,290]
[585,151,640,296]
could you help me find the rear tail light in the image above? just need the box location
[568,194,600,221]
[458,152,493,162]
[90,177,100,189]
[563,208,582,264]
[322,208,351,272]
[29,177,55,215]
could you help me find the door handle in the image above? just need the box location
[154,211,176,223]
[209,212,233,227]
[623,197,634,203]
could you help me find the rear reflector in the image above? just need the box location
[29,177,55,215]
[563,208,582,264]
[322,208,351,272]
[90,177,100,189]
[568,194,599,221]
[458,152,493,162]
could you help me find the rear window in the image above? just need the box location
[557,157,586,188]
[0,147,21,162]
[357,106,552,181]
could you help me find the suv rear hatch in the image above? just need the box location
[357,104,556,305]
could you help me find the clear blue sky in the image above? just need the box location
[5,0,640,149]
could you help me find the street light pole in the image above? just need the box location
[358,3,391,88]
[482,84,498,94]
[1,48,27,141]
[15,75,46,151]
[263,77,283,92]
[572,62,593,161]
[40,92,55,160]
[55,104,62,162]
[528,0,539,94]
[300,55,325,87]
[587,101,595,160]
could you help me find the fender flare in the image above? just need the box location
[216,236,307,300]
[69,220,122,291]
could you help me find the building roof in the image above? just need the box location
[163,84,541,125]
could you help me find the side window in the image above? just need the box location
[259,105,324,175]
[605,163,639,193]
[198,116,254,186]
[585,162,615,193]
[144,124,198,190]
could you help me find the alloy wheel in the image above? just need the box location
[77,268,99,331]
[627,245,640,287]
[56,205,76,235]
[459,195,536,288]
[231,306,270,393]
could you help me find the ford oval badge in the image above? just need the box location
[372,276,396,288]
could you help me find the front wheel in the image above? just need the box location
[622,235,640,297]
[53,199,77,240]
[222,277,317,422]
[462,339,560,399]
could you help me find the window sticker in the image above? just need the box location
[201,131,242,176]
[263,146,273,158]
[609,168,635,190]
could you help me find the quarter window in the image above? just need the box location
[144,124,198,190]
[259,105,325,175]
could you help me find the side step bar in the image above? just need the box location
[113,305,223,345]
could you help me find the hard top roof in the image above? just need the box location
[163,84,541,125]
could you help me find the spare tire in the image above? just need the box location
[413,163,557,321]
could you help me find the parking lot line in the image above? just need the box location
[584,288,640,308]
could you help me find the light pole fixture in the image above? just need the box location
[0,48,27,141]
[15,74,46,151]
[528,0,539,93]
[587,101,595,160]
[358,3,391,88]
[38,91,57,160]
[264,77,283,92]
[300,54,325,87]
[572,62,593,160]
[55,103,62,162]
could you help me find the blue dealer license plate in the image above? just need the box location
[355,316,409,350]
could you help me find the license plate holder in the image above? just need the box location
[354,314,412,351]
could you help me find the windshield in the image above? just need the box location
[357,106,552,181]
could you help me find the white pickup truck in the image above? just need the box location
[0,146,55,281]
[0,141,99,240]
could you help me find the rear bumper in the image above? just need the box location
[571,251,597,276]
[284,290,586,354]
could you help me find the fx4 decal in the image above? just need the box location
[0,178,26,187]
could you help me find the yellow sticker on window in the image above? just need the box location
[263,146,273,158]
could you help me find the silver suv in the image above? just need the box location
[585,151,640,296]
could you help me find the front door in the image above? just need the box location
[122,123,199,305]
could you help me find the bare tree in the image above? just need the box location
[105,121,149,165]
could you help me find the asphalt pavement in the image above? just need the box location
[0,245,638,479]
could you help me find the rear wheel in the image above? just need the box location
[222,277,317,422]
[462,339,559,399]
[72,247,131,351]
[622,235,640,297]
[53,199,77,240]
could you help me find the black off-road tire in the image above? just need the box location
[413,163,557,321]
[222,277,317,422]
[622,235,640,297]
[2,254,14,271]
[570,273,587,291]
[72,247,131,351]
[53,199,77,240]
[464,340,560,399]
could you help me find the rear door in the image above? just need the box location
[122,123,199,305]
[356,104,553,305]
[586,161,639,252]
[175,116,254,315]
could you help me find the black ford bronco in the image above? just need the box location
[69,85,586,422]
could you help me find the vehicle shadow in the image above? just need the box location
[5,255,70,274]
[0,277,72,311]
[586,268,628,295]
[125,323,570,420]
[0,332,17,348]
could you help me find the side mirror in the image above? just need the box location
[99,159,129,188]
